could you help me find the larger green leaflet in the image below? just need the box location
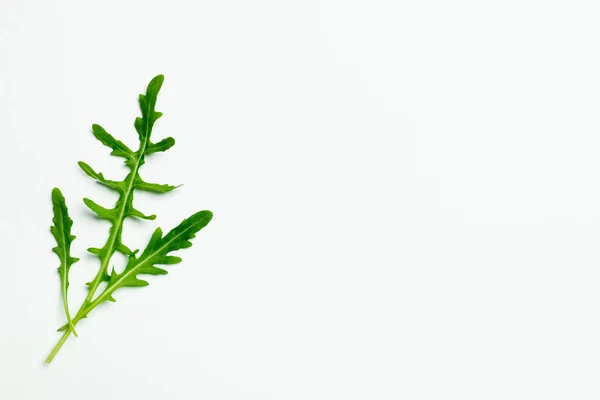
[46,75,212,364]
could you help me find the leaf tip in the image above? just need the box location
[51,187,64,202]
[201,210,214,222]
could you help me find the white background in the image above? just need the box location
[1,0,600,399]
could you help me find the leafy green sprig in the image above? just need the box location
[46,75,212,364]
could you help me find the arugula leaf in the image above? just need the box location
[50,188,80,337]
[45,75,213,364]
[104,211,212,296]
[91,124,135,160]
[56,211,212,331]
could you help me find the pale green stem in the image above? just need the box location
[45,328,72,364]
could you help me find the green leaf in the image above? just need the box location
[78,161,125,192]
[101,210,212,298]
[50,188,79,337]
[135,74,164,141]
[134,176,179,193]
[83,198,116,221]
[91,124,134,159]
[45,74,213,365]
[127,207,157,220]
[56,211,212,332]
[147,137,175,154]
